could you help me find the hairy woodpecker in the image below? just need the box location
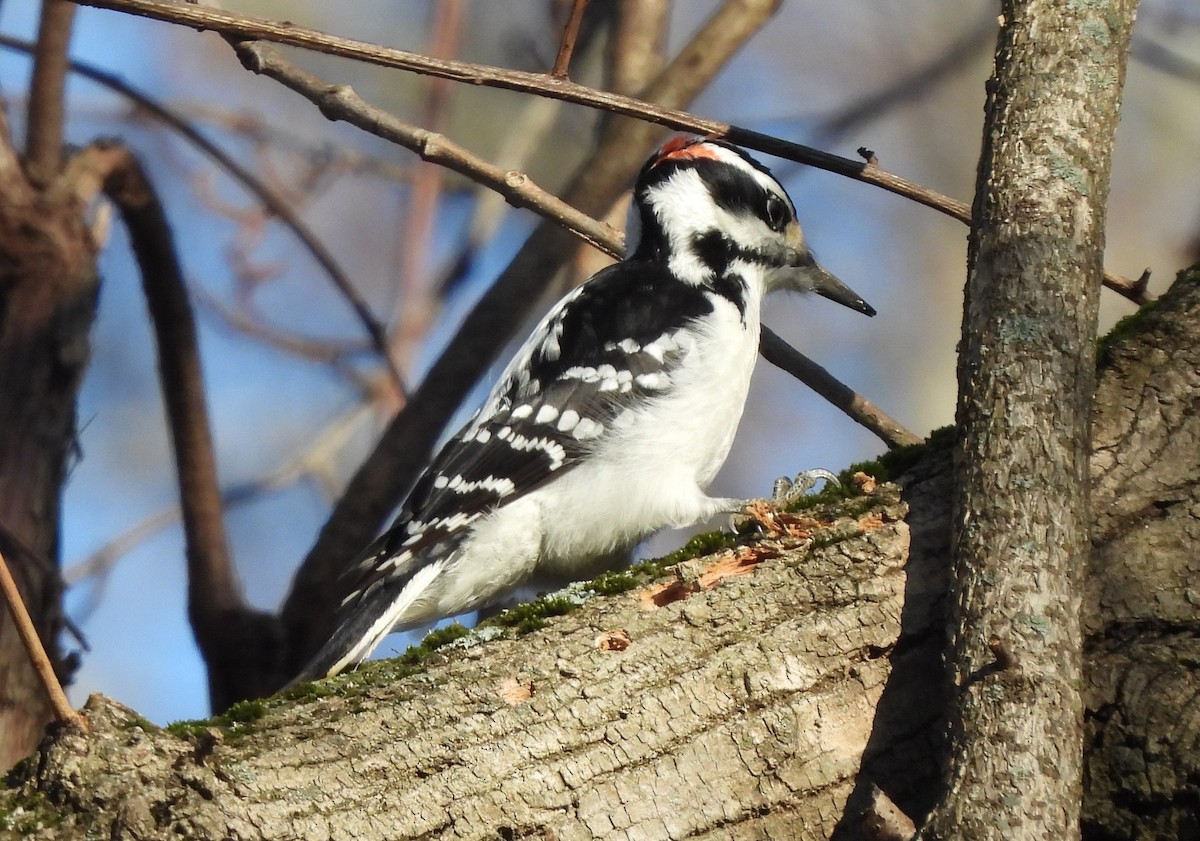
[295,137,875,682]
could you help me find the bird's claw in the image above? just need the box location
[770,468,839,507]
[731,469,840,531]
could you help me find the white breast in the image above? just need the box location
[531,287,763,577]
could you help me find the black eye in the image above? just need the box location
[765,195,790,231]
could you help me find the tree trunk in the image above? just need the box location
[927,1,1138,837]
[0,121,97,770]
[2,268,1195,841]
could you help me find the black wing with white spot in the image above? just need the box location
[337,260,716,606]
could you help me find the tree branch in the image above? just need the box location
[64,1,964,215]
[24,0,76,184]
[80,142,284,708]
[6,268,1200,837]
[233,46,622,257]
[76,0,1151,303]
[0,547,83,732]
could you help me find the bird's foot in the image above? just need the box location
[732,469,840,532]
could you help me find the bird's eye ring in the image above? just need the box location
[765,195,790,231]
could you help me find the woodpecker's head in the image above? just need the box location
[627,136,875,317]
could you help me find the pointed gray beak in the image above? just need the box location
[763,220,875,316]
[765,250,876,316]
[805,262,876,317]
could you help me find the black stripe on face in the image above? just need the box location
[702,163,789,230]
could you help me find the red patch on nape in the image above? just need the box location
[652,135,723,167]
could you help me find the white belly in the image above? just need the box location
[533,297,761,578]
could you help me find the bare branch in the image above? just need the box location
[0,34,405,395]
[25,0,76,183]
[79,142,285,706]
[66,0,969,215]
[551,0,590,78]
[759,328,920,450]
[230,42,623,257]
[87,143,241,615]
[0,546,84,732]
[76,0,1146,303]
[389,0,464,373]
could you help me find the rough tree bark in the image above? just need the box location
[926,1,1138,838]
[0,268,1195,841]
[0,101,97,770]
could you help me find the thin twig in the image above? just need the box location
[0,34,405,395]
[759,328,920,449]
[0,547,85,731]
[551,0,590,78]
[75,0,1146,303]
[25,0,76,183]
[389,0,464,372]
[231,42,623,257]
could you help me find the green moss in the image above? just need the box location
[223,698,269,725]
[808,523,865,551]
[881,424,954,476]
[589,569,641,596]
[0,789,65,834]
[165,718,217,740]
[277,677,341,704]
[828,424,957,492]
[1095,294,1165,370]
[394,622,471,666]
[655,529,741,565]
[483,595,578,634]
[165,697,270,740]
[1094,263,1200,369]
[2,757,33,790]
[119,713,159,734]
[275,622,473,705]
